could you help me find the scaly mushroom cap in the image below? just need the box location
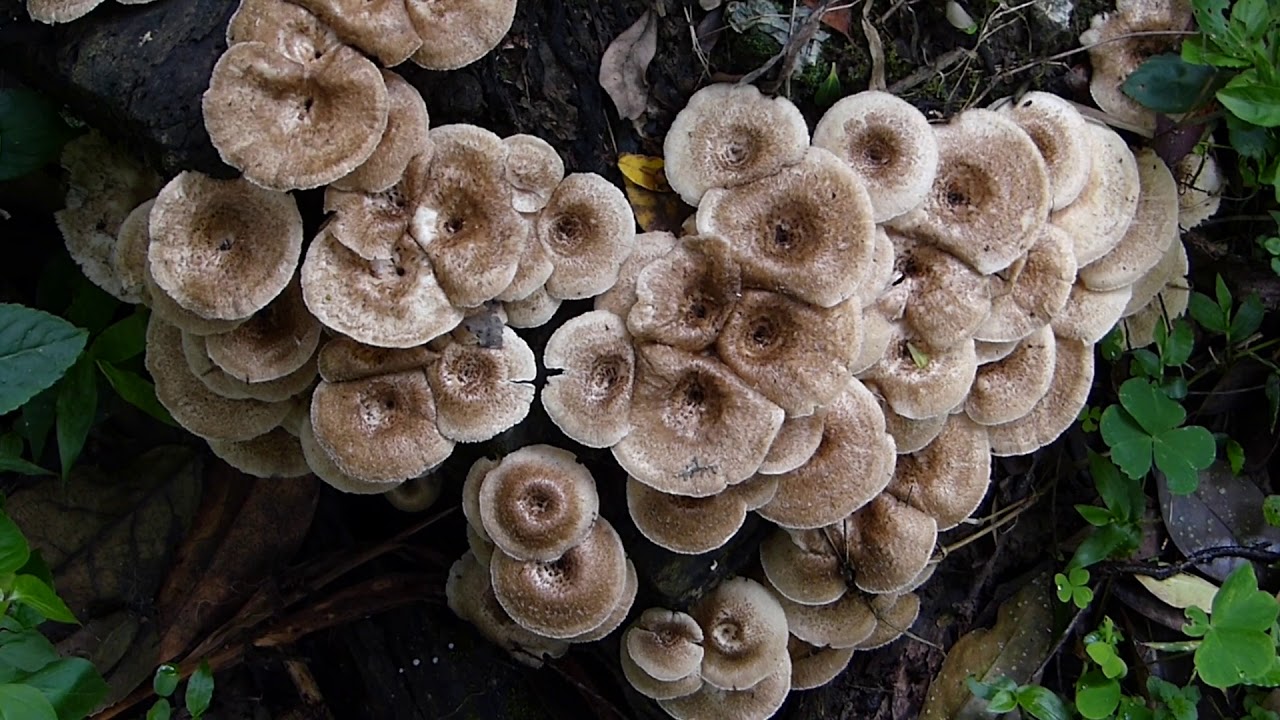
[181,331,318,402]
[145,316,291,441]
[405,0,518,70]
[331,71,431,194]
[759,526,849,607]
[411,125,525,308]
[758,412,825,475]
[757,379,896,529]
[324,154,428,261]
[788,636,856,691]
[626,477,758,555]
[851,301,896,375]
[887,414,992,530]
[113,199,155,305]
[889,109,1051,275]
[595,231,680,317]
[298,417,402,494]
[1051,281,1133,344]
[317,336,435,383]
[812,90,939,223]
[846,494,938,594]
[988,335,1095,456]
[658,654,791,720]
[858,227,897,305]
[998,91,1091,211]
[975,338,1019,364]
[478,445,599,562]
[310,370,454,483]
[663,83,810,206]
[879,230,991,350]
[690,576,790,691]
[25,0,105,24]
[496,223,555,302]
[504,134,566,213]
[569,559,638,643]
[427,327,535,442]
[145,267,246,336]
[1050,123,1141,266]
[628,235,742,351]
[225,0,340,59]
[614,344,784,497]
[462,456,500,543]
[1174,152,1222,229]
[537,173,636,300]
[205,280,322,383]
[976,224,1077,342]
[697,147,876,307]
[491,518,629,639]
[207,426,310,478]
[777,589,877,649]
[542,310,635,448]
[625,609,705,682]
[1123,281,1190,348]
[288,0,423,67]
[504,286,562,328]
[622,647,704,701]
[716,292,862,417]
[878,396,948,454]
[148,172,303,321]
[447,551,569,667]
[965,325,1057,426]
[1125,234,1187,316]
[203,42,388,191]
[302,230,463,348]
[864,333,978,420]
[1078,148,1177,291]
[856,592,921,649]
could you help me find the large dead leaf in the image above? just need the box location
[921,573,1056,720]
[599,11,657,121]
[1158,460,1280,583]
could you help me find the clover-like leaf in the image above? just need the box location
[1100,406,1153,480]
[1119,378,1184,434]
[1152,425,1216,494]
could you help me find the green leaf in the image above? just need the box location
[1268,373,1280,430]
[1133,348,1163,378]
[1163,320,1195,366]
[1122,54,1222,113]
[814,63,841,108]
[18,552,53,589]
[0,90,77,182]
[0,305,88,416]
[153,665,179,698]
[1196,626,1275,687]
[24,658,108,720]
[146,699,171,720]
[0,457,53,477]
[1213,564,1276,631]
[1119,378,1185,434]
[1227,438,1245,474]
[1229,0,1270,41]
[0,630,60,680]
[1230,293,1266,342]
[0,682,58,720]
[1090,451,1133,520]
[1216,274,1232,313]
[1219,71,1280,127]
[1190,292,1228,333]
[185,661,213,718]
[1265,495,1280,527]
[1100,406,1154,480]
[1015,685,1072,720]
[1076,505,1115,527]
[0,513,30,576]
[17,388,56,462]
[906,342,930,369]
[988,690,1017,713]
[1086,642,1127,679]
[87,312,147,364]
[54,358,96,479]
[1069,523,1140,569]
[9,576,76,624]
[1183,605,1211,637]
[1181,35,1251,68]
[95,361,175,427]
[1152,425,1216,494]
[965,676,999,701]
[1076,670,1122,719]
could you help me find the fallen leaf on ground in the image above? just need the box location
[599,11,657,121]
[802,0,852,38]
[623,178,694,234]
[618,154,670,192]
[1158,460,1280,583]
[1135,573,1219,613]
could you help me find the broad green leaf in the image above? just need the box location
[54,358,96,479]
[1119,378,1184,434]
[1123,54,1221,113]
[1196,627,1274,687]
[1069,523,1140,569]
[9,576,76,624]
[146,699,172,720]
[987,690,1017,713]
[0,305,88,415]
[1152,425,1216,494]
[185,661,214,718]
[1216,274,1232,313]
[1184,605,1211,636]
[88,312,147,364]
[1133,348,1162,378]
[95,361,175,426]
[1213,564,1277,631]
[814,63,841,108]
[1189,292,1227,333]
[1227,438,1245,474]
[153,665,178,698]
[23,657,108,720]
[1075,505,1115,527]
[0,90,77,182]
[1087,642,1127,679]
[17,388,56,462]
[1163,320,1194,366]
[1181,35,1251,67]
[1100,406,1153,480]
[1229,0,1270,41]
[1147,677,1199,720]
[1076,670,1121,719]
[0,458,53,477]
[1015,686,1071,720]
[0,682,57,720]
[61,281,117,338]
[1090,451,1132,520]
[0,513,30,576]
[0,630,59,679]
[1219,72,1280,127]
[1230,293,1266,342]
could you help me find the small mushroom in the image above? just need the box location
[887,414,992,530]
[478,445,599,562]
[288,0,423,67]
[877,395,948,454]
[324,155,427,262]
[504,286,562,329]
[496,224,555,302]
[181,331,318,402]
[965,325,1057,426]
[447,551,569,667]
[625,608,705,682]
[568,559,638,643]
[204,280,322,384]
[1125,234,1187,316]
[689,576,790,691]
[776,590,877,649]
[298,416,402,494]
[626,477,770,555]
[405,0,518,70]
[503,134,566,214]
[845,494,938,595]
[976,224,1077,343]
[595,231,680,318]
[1078,148,1177,291]
[1050,123,1141,266]
[657,654,791,720]
[316,336,435,383]
[863,332,978,420]
[788,636,856,691]
[855,592,921,649]
[330,70,431,194]
[1174,152,1223,229]
[998,91,1091,211]
[758,412,825,475]
[542,310,635,448]
[1051,281,1134,344]
[207,426,311,478]
[759,526,849,607]
[988,335,1095,456]
[427,327,536,442]
[878,230,991,350]
[113,199,156,306]
[537,173,636,300]
[628,235,742,351]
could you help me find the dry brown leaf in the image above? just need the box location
[802,0,852,38]
[599,11,658,121]
[623,177,693,234]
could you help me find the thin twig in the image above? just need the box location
[1094,544,1280,580]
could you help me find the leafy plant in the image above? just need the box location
[0,89,78,182]
[1100,378,1216,494]
[1076,617,1129,719]
[1068,453,1145,570]
[1183,563,1280,689]
[146,661,215,720]
[966,676,1071,720]
[1189,275,1265,349]
[1056,566,1095,609]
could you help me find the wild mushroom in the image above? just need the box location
[542,310,635,448]
[288,0,423,67]
[207,427,311,478]
[503,134,566,214]
[976,224,1077,343]
[886,414,992,530]
[1051,281,1134,344]
[988,335,1095,456]
[855,592,921,649]
[595,231,680,318]
[965,325,1057,426]
[758,526,849,607]
[862,332,978,421]
[113,199,156,306]
[757,412,825,475]
[997,91,1091,211]
[878,229,991,350]
[1078,148,1177,290]
[775,589,877,649]
[788,637,856,691]
[204,280,322,384]
[621,609,705,700]
[316,336,435,382]
[1050,123,1141,266]
[627,235,742,351]
[405,0,518,70]
[688,576,790,691]
[181,331,318,402]
[504,286,562,329]
[626,476,776,555]
[447,551,570,667]
[537,173,636,300]
[477,445,599,562]
[1174,152,1223,229]
[330,70,431,194]
[845,494,938,595]
[427,326,536,442]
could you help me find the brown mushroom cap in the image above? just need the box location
[758,412,825,475]
[625,608,705,682]
[317,336,435,383]
[626,477,755,555]
[696,147,876,307]
[537,173,636,300]
[663,83,810,206]
[1051,281,1133,344]
[542,310,635,448]
[406,0,517,70]
[851,301,896,376]
[879,230,991,350]
[690,576,790,691]
[462,456,500,542]
[887,414,992,530]
[1123,281,1190,348]
[976,223,1077,342]
[112,199,154,305]
[857,227,897,306]
[207,426,311,478]
[965,324,1057,426]
[330,71,431,194]
[225,0,339,58]
[504,286,562,328]
[812,90,939,223]
[789,636,856,691]
[988,335,1095,456]
[428,327,536,442]
[889,109,1051,275]
[148,172,303,321]
[878,397,948,455]
[204,280,322,384]
[864,333,978,420]
[856,592,921,649]
[289,0,423,67]
[1079,1,1192,133]
[1050,123,1141,266]
[496,223,556,302]
[759,526,849,607]
[298,416,402,494]
[846,494,938,594]
[181,331,318,402]
[622,648,704,701]
[447,551,570,667]
[568,559,638,643]
[658,653,791,720]
[1125,234,1187,316]
[757,379,896,530]
[777,589,877,649]
[1078,148,1177,290]
[975,338,1020,364]
[25,0,106,23]
[998,91,1091,211]
[324,162,423,263]
[613,344,785,497]
[203,42,388,191]
[146,268,247,336]
[490,518,629,639]
[478,445,599,562]
[595,231,680,318]
[504,134,566,213]
[628,235,742,351]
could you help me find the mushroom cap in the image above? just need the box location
[288,0,423,67]
[324,155,427,262]
[205,280,322,384]
[965,324,1057,426]
[1123,282,1190,348]
[537,173,636,300]
[788,636,856,691]
[756,379,896,530]
[490,518,629,639]
[758,412,825,475]
[447,551,569,667]
[384,473,444,512]
[207,426,311,478]
[864,332,978,421]
[696,147,876,308]
[25,0,105,24]
[998,91,1091,211]
[1051,281,1133,344]
[478,445,599,562]
[595,231,680,318]
[690,576,790,691]
[145,316,291,441]
[1124,233,1187,316]
[855,592,921,649]
[625,608,705,682]
[626,477,755,555]
[759,526,848,607]
[301,230,463,348]
[298,417,404,494]
[878,396,948,455]
[1050,123,1141,266]
[975,338,1019,364]
[658,653,791,720]
[503,286,562,328]
[1174,152,1223,229]
[148,172,303,322]
[406,0,518,70]
[628,235,742,351]
[812,90,938,223]
[542,310,635,448]
[181,331,318,402]
[330,71,432,194]
[462,456,500,542]
[1078,148,1176,291]
[316,336,435,383]
[846,494,938,594]
[988,335,1095,456]
[887,414,992,530]
[976,223,1077,342]
[225,0,340,60]
[857,227,897,306]
[621,649,704,701]
[716,291,862,417]
[879,230,991,350]
[427,327,536,443]
[1079,1,1192,133]
[504,134,566,213]
[496,222,555,303]
[851,301,896,376]
[568,559,638,643]
[663,83,810,206]
[112,200,154,305]
[203,42,388,191]
[888,109,1051,275]
[777,589,877,649]
[613,344,785,497]
[145,268,247,336]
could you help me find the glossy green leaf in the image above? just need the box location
[87,312,147,364]
[17,388,55,462]
[10,576,76,624]
[1119,378,1184,434]
[0,305,88,416]
[1015,685,1071,720]
[1219,71,1280,127]
[146,699,171,720]
[54,358,96,479]
[1090,451,1132,520]
[1162,319,1195,366]
[1075,670,1121,719]
[0,630,60,680]
[1069,523,1140,569]
[96,361,175,427]
[1230,293,1266,342]
[185,661,214,718]
[0,682,57,720]
[1190,292,1227,333]
[0,513,30,576]
[1122,54,1221,113]
[1182,35,1250,67]
[1100,406,1153,480]
[1196,626,1275,687]
[153,665,178,698]
[1216,274,1232,312]
[814,63,841,108]
[987,690,1017,713]
[1153,425,1216,494]
[1227,438,1245,474]
[1214,564,1276,630]
[0,90,77,182]
[1265,495,1280,527]
[24,657,108,720]
[1076,505,1115,527]
[0,458,53,477]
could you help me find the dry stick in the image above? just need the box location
[862,0,887,91]
[888,48,970,95]
[1094,544,1280,580]
[282,658,335,720]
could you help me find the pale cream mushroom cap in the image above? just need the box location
[225,0,339,59]
[613,344,784,497]
[203,42,388,191]
[542,310,635,448]
[696,147,876,307]
[145,267,246,336]
[447,551,569,667]
[317,336,435,383]
[384,473,443,512]
[887,414,992,530]
[863,333,978,420]
[595,231,679,317]
[496,223,555,302]
[428,327,536,442]
[812,90,938,223]
[856,592,921,649]
[846,494,938,594]
[889,109,1051,275]
[759,526,848,607]
[1125,234,1187,316]
[977,223,1077,342]
[1050,123,1141,266]
[1123,282,1190,348]
[857,228,897,306]
[777,589,877,649]
[1052,281,1134,344]
[1174,152,1223,229]
[503,286,562,328]
[658,653,791,720]
[490,518,629,639]
[467,523,495,567]
[628,235,742,351]
[966,324,1057,426]
[877,395,947,455]
[181,331,318,402]
[207,426,310,478]
[462,456,500,542]
[788,636,856,691]
[478,445,599,562]
[568,560,637,643]
[758,412,825,475]
[622,646,704,701]
[999,91,1091,211]
[324,155,428,262]
[289,0,423,67]
[663,83,809,206]
[989,335,1095,456]
[975,338,1020,364]
[205,280,322,384]
[109,199,154,305]
[879,230,991,350]
[25,0,107,23]
[405,0,518,70]
[298,417,403,494]
[331,71,431,194]
[626,477,757,555]
[503,134,566,214]
[537,173,636,300]
[625,609,705,682]
[851,301,896,376]
[1079,148,1177,291]
[690,576,790,691]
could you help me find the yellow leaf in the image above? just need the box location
[1135,573,1219,614]
[618,153,671,192]
[622,177,693,234]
